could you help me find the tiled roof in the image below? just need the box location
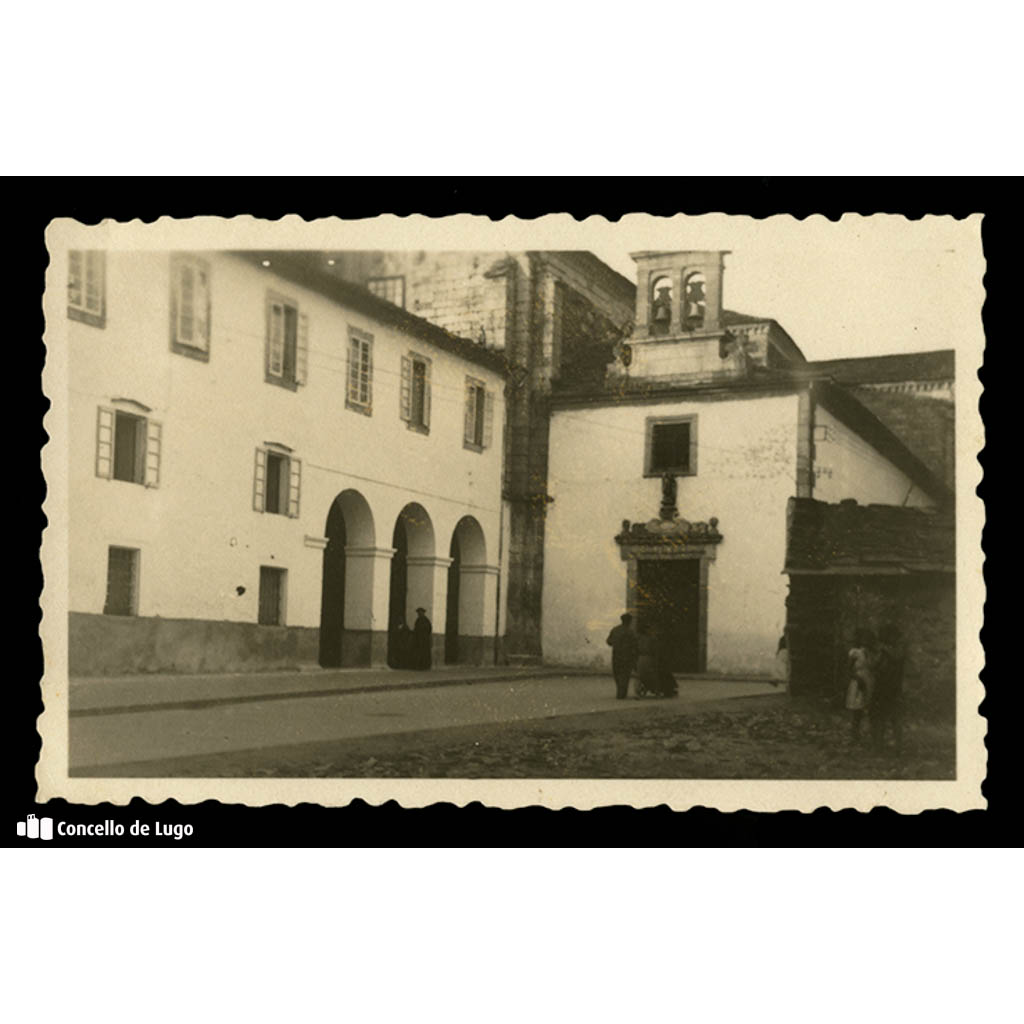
[848,387,955,491]
[785,497,955,574]
[807,350,954,385]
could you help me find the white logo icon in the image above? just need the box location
[17,815,53,840]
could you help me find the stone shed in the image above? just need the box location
[784,497,956,719]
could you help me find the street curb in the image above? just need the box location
[70,668,583,718]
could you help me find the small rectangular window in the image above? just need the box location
[171,255,211,359]
[104,546,139,616]
[347,329,373,413]
[367,276,405,309]
[645,417,698,476]
[68,250,106,327]
[258,566,286,625]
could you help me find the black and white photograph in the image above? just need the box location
[38,212,985,811]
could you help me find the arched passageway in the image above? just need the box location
[388,503,435,666]
[318,489,375,667]
[445,515,487,665]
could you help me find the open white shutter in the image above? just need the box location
[482,389,494,448]
[366,339,373,406]
[145,420,162,488]
[95,407,114,479]
[296,313,309,385]
[400,356,412,421]
[253,448,267,511]
[464,379,476,443]
[347,337,358,403]
[422,357,432,428]
[267,301,284,378]
[288,458,302,518]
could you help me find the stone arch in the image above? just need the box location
[388,503,437,666]
[319,489,375,667]
[445,515,490,665]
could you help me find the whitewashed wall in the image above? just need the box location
[67,252,506,638]
[544,393,801,675]
[812,406,935,509]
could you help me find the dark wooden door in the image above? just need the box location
[636,559,701,672]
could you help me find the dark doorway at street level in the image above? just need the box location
[445,532,461,664]
[388,514,409,663]
[636,559,701,672]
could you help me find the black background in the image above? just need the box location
[9,177,1010,846]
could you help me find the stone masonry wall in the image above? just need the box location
[787,573,955,721]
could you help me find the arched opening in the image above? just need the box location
[445,516,488,665]
[318,489,374,667]
[387,503,435,667]
[683,271,706,330]
[650,274,673,336]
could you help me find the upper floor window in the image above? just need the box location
[95,405,162,487]
[367,276,406,309]
[645,416,697,477]
[265,292,308,389]
[400,353,431,433]
[68,250,106,327]
[463,377,494,451]
[346,328,373,414]
[253,444,301,517]
[683,272,706,330]
[170,255,211,360]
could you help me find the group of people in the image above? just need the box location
[388,608,433,670]
[845,625,906,752]
[606,613,679,700]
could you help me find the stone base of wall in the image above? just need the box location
[69,612,321,677]
[441,634,493,667]
[786,573,955,720]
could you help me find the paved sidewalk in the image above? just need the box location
[70,664,775,716]
[70,672,780,772]
[69,664,577,715]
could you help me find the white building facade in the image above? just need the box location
[542,251,949,676]
[65,249,508,675]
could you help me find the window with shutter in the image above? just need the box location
[346,329,373,414]
[265,292,304,389]
[405,354,431,432]
[68,250,106,327]
[464,378,488,450]
[96,406,160,486]
[254,446,299,517]
[171,255,211,359]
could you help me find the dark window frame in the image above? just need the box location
[644,415,698,477]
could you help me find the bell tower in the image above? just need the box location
[612,251,744,382]
[633,250,727,338]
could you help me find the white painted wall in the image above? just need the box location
[812,406,935,509]
[66,252,506,637]
[544,393,801,675]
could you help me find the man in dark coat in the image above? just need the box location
[412,607,433,670]
[606,613,639,699]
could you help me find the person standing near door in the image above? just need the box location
[412,607,433,670]
[606,613,639,699]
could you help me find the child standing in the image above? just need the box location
[846,628,877,743]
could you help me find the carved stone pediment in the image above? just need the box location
[615,515,723,555]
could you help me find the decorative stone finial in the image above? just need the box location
[660,473,678,520]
